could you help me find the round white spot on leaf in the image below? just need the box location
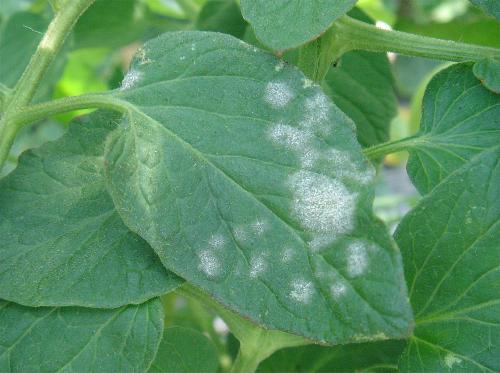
[121,69,142,90]
[346,241,369,277]
[330,282,347,299]
[444,353,462,369]
[198,249,221,278]
[264,81,294,108]
[290,279,314,303]
[249,255,267,278]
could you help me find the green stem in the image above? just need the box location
[363,136,424,159]
[0,0,96,171]
[332,16,500,62]
[177,284,310,373]
[10,93,131,129]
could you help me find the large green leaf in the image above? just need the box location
[395,147,500,373]
[0,298,164,373]
[406,63,500,194]
[258,340,404,372]
[470,0,500,19]
[104,31,412,344]
[196,0,247,38]
[0,111,181,308]
[240,0,357,51]
[322,50,397,148]
[148,326,219,373]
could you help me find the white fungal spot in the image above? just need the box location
[275,60,286,72]
[444,353,462,369]
[191,43,196,51]
[251,219,268,235]
[299,93,332,136]
[288,170,357,234]
[121,69,142,90]
[137,48,152,65]
[249,255,267,278]
[264,81,294,108]
[330,282,347,299]
[346,242,369,277]
[281,248,294,263]
[302,78,314,88]
[269,123,313,151]
[326,150,375,184]
[289,279,314,303]
[232,226,247,242]
[198,249,221,278]
[209,234,226,248]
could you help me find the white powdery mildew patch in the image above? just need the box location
[275,60,286,72]
[330,282,347,299]
[290,279,314,303]
[288,170,357,234]
[444,353,462,369]
[249,255,267,278]
[268,123,313,151]
[326,149,375,185]
[264,81,294,108]
[209,233,226,248]
[346,241,369,277]
[251,219,268,235]
[298,93,332,136]
[121,69,142,90]
[308,234,338,253]
[198,249,221,278]
[232,226,247,242]
[281,248,295,263]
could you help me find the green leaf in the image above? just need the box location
[240,0,357,51]
[196,0,247,38]
[0,111,181,308]
[148,326,219,373]
[395,147,500,373]
[322,50,397,148]
[104,31,413,344]
[469,0,500,19]
[0,0,34,19]
[258,340,404,372]
[474,58,500,94]
[406,63,500,194]
[0,298,164,373]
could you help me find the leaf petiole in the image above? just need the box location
[363,136,425,159]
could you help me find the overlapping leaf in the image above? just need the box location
[104,31,413,344]
[0,298,164,373]
[323,50,397,148]
[148,326,219,373]
[474,58,500,94]
[0,111,181,308]
[470,0,500,19]
[240,0,357,51]
[196,0,247,38]
[406,63,500,194]
[396,147,500,372]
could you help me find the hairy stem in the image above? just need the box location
[0,0,96,170]
[331,16,500,62]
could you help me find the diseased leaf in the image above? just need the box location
[240,0,357,51]
[469,0,500,19]
[406,63,500,194]
[258,340,404,372]
[196,0,247,38]
[105,31,413,344]
[148,326,219,373]
[474,58,500,94]
[395,147,500,373]
[0,111,181,308]
[0,298,164,373]
[323,50,397,148]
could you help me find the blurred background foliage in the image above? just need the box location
[0,1,498,370]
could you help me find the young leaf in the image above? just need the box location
[406,63,500,194]
[240,0,357,51]
[196,0,247,38]
[105,31,413,344]
[469,0,500,20]
[0,298,164,373]
[148,326,219,373]
[322,50,397,148]
[258,340,404,372]
[395,148,500,372]
[473,57,500,94]
[0,111,181,308]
